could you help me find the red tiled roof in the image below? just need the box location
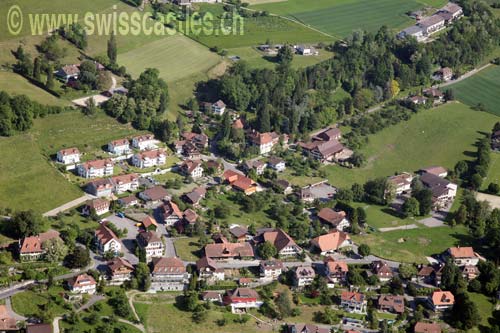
[448,246,475,258]
[136,149,166,160]
[111,173,138,184]
[311,230,350,252]
[205,242,254,258]
[110,138,129,146]
[142,215,158,228]
[317,208,346,226]
[69,273,96,288]
[152,257,185,274]
[80,159,113,171]
[341,291,364,303]
[59,147,80,156]
[95,224,119,246]
[431,290,454,306]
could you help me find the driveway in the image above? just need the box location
[103,215,140,264]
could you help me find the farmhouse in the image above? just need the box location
[440,2,464,21]
[341,291,367,314]
[229,226,248,243]
[446,246,480,266]
[139,186,170,204]
[204,242,254,260]
[95,224,122,255]
[132,134,156,150]
[77,159,114,179]
[223,288,263,313]
[420,172,457,209]
[196,256,225,282]
[223,170,258,195]
[106,257,134,285]
[429,290,454,311]
[378,294,405,314]
[255,228,302,257]
[180,159,203,178]
[313,127,342,142]
[294,266,315,287]
[151,257,190,291]
[68,274,96,294]
[86,178,113,197]
[82,198,110,216]
[324,257,348,285]
[18,230,61,261]
[137,231,164,262]
[107,139,130,155]
[423,88,445,104]
[260,260,283,280]
[57,147,81,165]
[110,173,139,194]
[317,208,350,231]
[310,230,351,255]
[299,140,352,163]
[387,172,413,195]
[161,200,184,226]
[132,149,167,169]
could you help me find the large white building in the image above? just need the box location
[95,224,122,255]
[131,149,166,169]
[57,147,81,165]
[68,274,96,294]
[110,173,139,194]
[108,139,131,155]
[137,231,164,262]
[132,134,156,151]
[77,159,114,179]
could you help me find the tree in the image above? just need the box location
[276,44,293,66]
[135,262,151,291]
[388,79,400,98]
[9,210,43,238]
[358,243,370,257]
[454,160,468,178]
[258,241,277,259]
[43,238,68,263]
[488,183,499,194]
[413,188,433,216]
[363,178,388,205]
[402,197,420,218]
[65,246,90,269]
[46,65,55,90]
[33,57,42,82]
[83,97,98,116]
[452,292,480,330]
[398,263,417,280]
[471,173,483,190]
[350,152,366,167]
[276,289,293,318]
[107,33,117,64]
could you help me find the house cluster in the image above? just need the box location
[298,127,353,164]
[257,44,319,56]
[240,155,286,176]
[173,131,209,158]
[407,87,447,106]
[387,165,457,210]
[399,2,463,42]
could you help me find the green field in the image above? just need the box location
[449,65,500,117]
[0,110,143,213]
[483,153,500,190]
[0,72,68,106]
[324,102,500,188]
[352,224,470,263]
[250,0,446,38]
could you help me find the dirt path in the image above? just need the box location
[43,194,95,217]
[378,224,418,232]
[437,63,492,88]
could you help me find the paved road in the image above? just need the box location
[5,297,26,321]
[43,194,96,217]
[103,215,140,265]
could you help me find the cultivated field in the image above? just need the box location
[0,110,143,213]
[449,65,500,117]
[324,102,500,188]
[0,72,68,106]
[250,0,447,38]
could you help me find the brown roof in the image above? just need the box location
[60,64,80,75]
[260,229,298,253]
[314,140,344,157]
[421,166,447,176]
[205,242,254,259]
[133,134,154,142]
[184,187,206,204]
[137,231,162,245]
[414,322,442,333]
[26,324,53,333]
[86,198,110,211]
[226,287,259,300]
[196,256,221,271]
[141,186,169,201]
[325,259,348,274]
[183,209,198,224]
[162,200,183,219]
[233,119,244,129]
[431,290,454,306]
[232,176,256,192]
[317,208,347,227]
[87,178,113,190]
[230,226,248,238]
[152,257,185,274]
[372,260,393,277]
[95,224,120,246]
[249,132,273,145]
[310,230,350,252]
[448,246,475,258]
[111,173,139,185]
[142,215,158,228]
[20,230,61,254]
[107,257,134,274]
[295,266,315,279]
[378,294,405,313]
[69,273,96,288]
[288,324,330,333]
[59,147,80,156]
[181,159,202,174]
[223,169,243,183]
[136,149,166,160]
[109,138,129,146]
[118,195,138,205]
[260,260,283,270]
[80,159,113,171]
[341,291,365,303]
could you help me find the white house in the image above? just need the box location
[137,231,164,262]
[132,149,166,169]
[212,100,226,116]
[429,290,454,311]
[77,159,114,179]
[260,260,283,280]
[180,159,203,179]
[86,179,113,197]
[95,224,122,255]
[294,266,315,287]
[68,274,96,294]
[110,173,139,194]
[57,147,81,165]
[131,134,156,151]
[151,257,190,291]
[82,198,110,216]
[223,288,263,313]
[196,256,225,282]
[249,132,278,155]
[267,156,286,172]
[108,139,130,155]
[341,291,367,314]
[387,172,413,195]
[447,247,480,266]
[419,14,446,35]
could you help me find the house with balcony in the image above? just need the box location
[137,231,164,262]
[95,223,122,255]
[110,173,139,194]
[57,147,81,165]
[223,288,263,313]
[151,257,190,291]
[68,274,96,294]
[77,159,114,179]
[107,139,130,155]
[132,149,166,169]
[106,257,134,285]
[341,291,367,314]
[131,134,156,150]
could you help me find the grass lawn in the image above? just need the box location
[351,202,417,230]
[324,102,499,188]
[174,237,203,261]
[118,35,221,83]
[11,287,67,318]
[352,224,470,263]
[193,5,333,48]
[449,65,500,117]
[250,0,447,38]
[134,301,265,333]
[0,72,68,106]
[483,153,500,190]
[278,169,324,187]
[468,292,495,331]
